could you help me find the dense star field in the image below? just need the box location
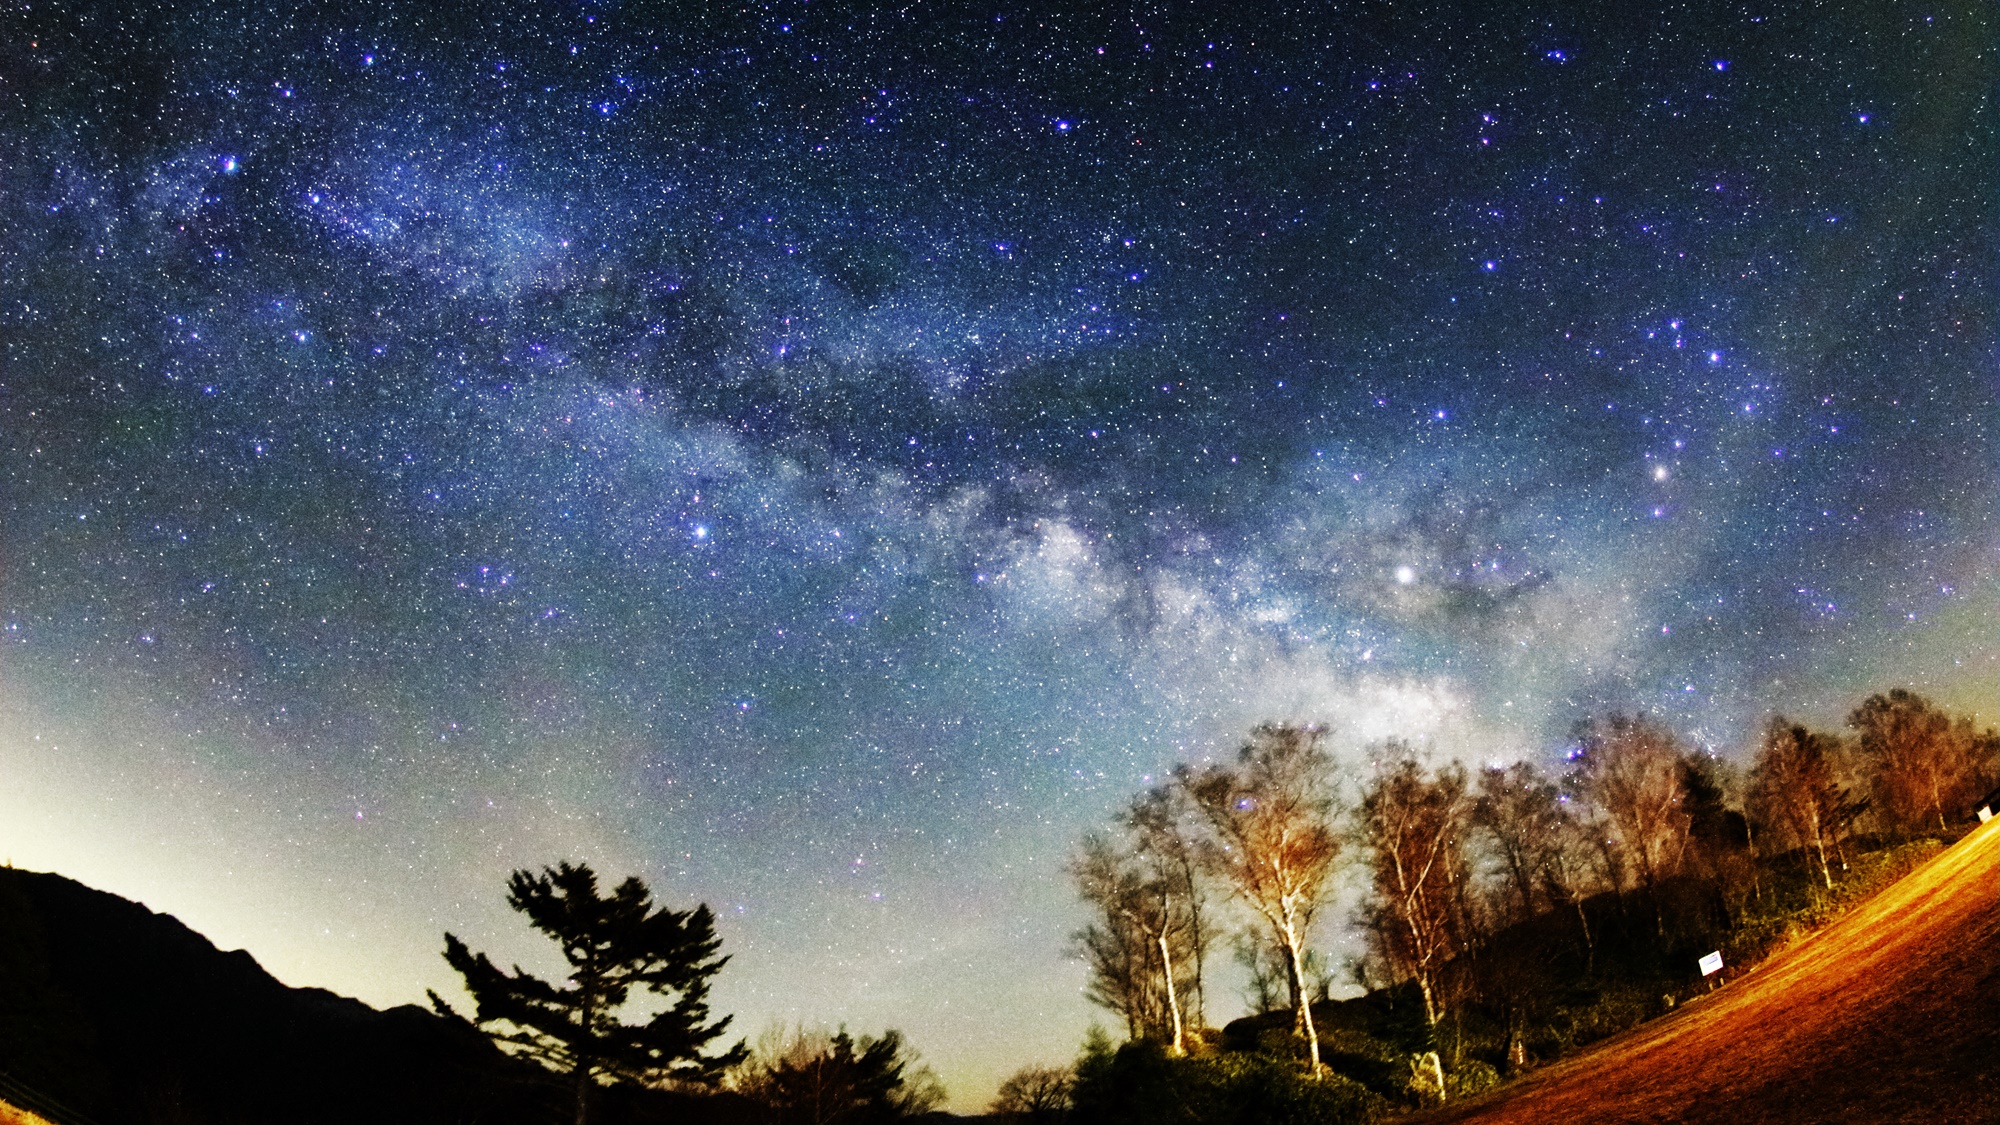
[0,0,1992,1107]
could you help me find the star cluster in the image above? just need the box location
[1,0,1992,1108]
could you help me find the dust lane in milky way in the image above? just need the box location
[0,0,1992,1108]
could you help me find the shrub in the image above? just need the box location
[1444,1058,1501,1101]
[1069,1041,1386,1125]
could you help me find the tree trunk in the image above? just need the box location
[1746,822,1764,905]
[1279,923,1321,1072]
[1401,904,1442,1030]
[1641,868,1666,940]
[1416,973,1440,1032]
[1181,856,1207,1030]
[575,972,596,1125]
[1157,929,1185,1055]
[1570,895,1595,976]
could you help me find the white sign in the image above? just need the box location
[1980,806,1995,824]
[1698,951,1724,977]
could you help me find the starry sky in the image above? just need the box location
[0,0,1993,1109]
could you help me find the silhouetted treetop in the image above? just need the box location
[434,861,747,1125]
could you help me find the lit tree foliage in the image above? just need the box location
[1848,689,1999,834]
[1747,718,1868,889]
[1180,724,1342,1071]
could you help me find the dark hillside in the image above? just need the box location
[0,867,749,1125]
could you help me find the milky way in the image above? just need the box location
[1,0,1992,1107]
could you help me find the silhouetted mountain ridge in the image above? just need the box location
[0,866,748,1125]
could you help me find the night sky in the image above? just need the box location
[1,0,1993,1108]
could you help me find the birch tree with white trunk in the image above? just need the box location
[1179,724,1343,1072]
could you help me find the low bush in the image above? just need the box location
[1069,1040,1388,1125]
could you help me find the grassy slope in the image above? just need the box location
[1419,817,2000,1125]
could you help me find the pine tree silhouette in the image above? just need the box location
[432,862,747,1125]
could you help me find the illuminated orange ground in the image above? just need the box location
[0,1101,54,1125]
[1426,818,2000,1125]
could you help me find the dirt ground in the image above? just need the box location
[1423,817,2000,1125]
[0,1102,55,1125]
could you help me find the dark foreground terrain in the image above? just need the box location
[3,820,1995,1125]
[0,867,750,1125]
[1422,817,2000,1125]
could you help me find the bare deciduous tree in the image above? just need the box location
[1538,796,1606,973]
[1121,786,1212,1033]
[1473,762,1565,925]
[1470,757,1601,1053]
[1179,723,1343,1071]
[1357,751,1476,1038]
[989,1064,1073,1124]
[1848,689,1997,834]
[1570,714,1693,937]
[1232,928,1291,1015]
[1747,718,1867,889]
[1070,835,1161,1044]
[1068,794,1205,1053]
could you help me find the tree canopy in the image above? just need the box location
[1178,724,1343,1071]
[433,862,746,1125]
[734,1025,944,1125]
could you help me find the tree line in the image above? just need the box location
[1057,687,1998,1109]
[413,686,1994,1123]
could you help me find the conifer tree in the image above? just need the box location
[432,862,747,1125]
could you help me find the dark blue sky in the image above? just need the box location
[2,0,1992,1106]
